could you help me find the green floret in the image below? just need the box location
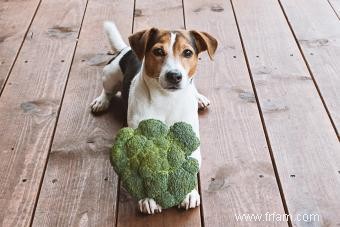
[167,143,186,169]
[182,158,200,174]
[169,122,200,155]
[136,119,168,138]
[110,119,200,209]
[168,167,197,204]
[110,127,134,173]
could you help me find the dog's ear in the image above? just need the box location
[190,31,218,60]
[129,28,158,60]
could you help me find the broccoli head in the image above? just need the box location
[110,119,200,209]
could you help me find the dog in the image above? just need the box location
[90,22,217,214]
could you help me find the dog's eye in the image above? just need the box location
[153,48,165,57]
[183,49,193,58]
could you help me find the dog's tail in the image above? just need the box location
[103,21,128,52]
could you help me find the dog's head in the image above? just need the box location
[129,29,217,91]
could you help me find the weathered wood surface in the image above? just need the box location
[280,0,340,138]
[328,0,340,19]
[184,0,287,226]
[232,0,340,225]
[0,0,87,226]
[0,0,41,92]
[116,0,202,226]
[1,0,339,226]
[32,0,134,226]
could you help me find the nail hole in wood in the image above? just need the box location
[52,179,57,183]
[338,171,340,174]
[259,175,264,178]
[290,54,293,56]
[310,53,314,55]
[11,147,14,150]
[198,58,202,60]
[81,59,85,62]
[104,177,108,181]
[24,60,28,63]
[61,60,65,62]
[233,56,236,59]
[22,179,27,182]
[211,177,215,181]
[290,174,296,178]
[87,139,94,144]
[256,55,259,58]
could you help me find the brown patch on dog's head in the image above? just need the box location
[129,29,172,78]
[172,30,218,77]
[129,28,218,89]
[172,31,199,77]
[189,30,218,60]
[128,28,158,60]
[144,31,171,78]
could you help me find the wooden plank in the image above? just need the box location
[231,0,340,225]
[0,0,87,226]
[116,0,201,226]
[279,0,340,138]
[184,0,287,226]
[0,0,41,92]
[31,0,134,226]
[133,0,185,30]
[328,0,340,19]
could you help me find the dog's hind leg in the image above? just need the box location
[91,57,123,113]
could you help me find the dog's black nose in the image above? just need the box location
[166,70,182,84]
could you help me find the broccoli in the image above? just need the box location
[110,119,200,209]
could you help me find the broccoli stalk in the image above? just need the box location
[110,119,200,209]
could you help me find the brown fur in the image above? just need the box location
[173,32,198,77]
[144,31,171,78]
[128,29,218,79]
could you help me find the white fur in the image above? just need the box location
[91,22,208,214]
[159,33,189,90]
[103,21,127,51]
[90,22,131,112]
[138,198,162,214]
[178,189,200,209]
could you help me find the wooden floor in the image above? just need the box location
[0,0,340,226]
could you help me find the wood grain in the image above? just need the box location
[116,0,201,226]
[31,0,134,226]
[279,0,340,138]
[0,0,87,226]
[328,0,340,19]
[184,0,287,226]
[232,0,340,225]
[133,0,185,31]
[0,0,41,92]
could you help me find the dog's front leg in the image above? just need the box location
[193,84,210,109]
[178,114,201,210]
[178,189,201,210]
[178,146,201,210]
[138,198,162,214]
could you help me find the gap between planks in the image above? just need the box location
[276,0,339,140]
[0,0,42,97]
[29,0,90,224]
[229,1,292,225]
[327,0,340,20]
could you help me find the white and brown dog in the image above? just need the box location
[91,22,217,214]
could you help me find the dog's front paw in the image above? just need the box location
[90,94,110,113]
[197,93,210,110]
[178,189,200,210]
[138,198,162,214]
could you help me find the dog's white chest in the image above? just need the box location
[127,75,198,131]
